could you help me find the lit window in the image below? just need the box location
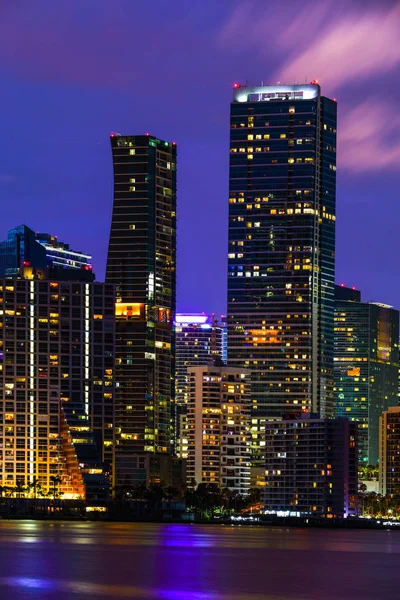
[129,224,135,230]
[129,186,135,191]
[247,134,254,140]
[263,134,270,140]
[129,149,135,155]
[289,107,295,114]
[280,134,287,139]
[129,178,136,183]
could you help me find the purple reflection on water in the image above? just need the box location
[6,577,56,590]
[159,524,215,547]
[156,590,218,600]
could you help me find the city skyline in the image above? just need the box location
[1,1,400,317]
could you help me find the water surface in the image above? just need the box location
[0,521,398,599]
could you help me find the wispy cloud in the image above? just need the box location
[278,2,400,90]
[339,99,400,171]
[218,0,400,172]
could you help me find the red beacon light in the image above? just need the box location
[352,286,356,290]
[233,82,240,89]
[110,132,121,137]
[340,283,345,287]
[310,79,319,85]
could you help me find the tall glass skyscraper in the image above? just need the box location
[334,285,399,465]
[106,134,177,487]
[227,84,337,429]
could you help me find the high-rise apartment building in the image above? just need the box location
[379,407,400,497]
[334,285,399,465]
[106,133,177,487]
[227,83,337,433]
[186,365,251,494]
[0,276,114,500]
[263,416,358,517]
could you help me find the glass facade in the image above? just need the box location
[227,84,337,440]
[106,134,176,487]
[334,285,399,465]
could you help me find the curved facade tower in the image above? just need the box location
[106,134,177,487]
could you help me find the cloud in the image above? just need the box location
[278,2,400,91]
[339,99,400,171]
[218,0,400,172]
[218,1,400,91]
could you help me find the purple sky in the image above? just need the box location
[1,0,400,316]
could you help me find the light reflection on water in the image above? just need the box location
[0,522,398,599]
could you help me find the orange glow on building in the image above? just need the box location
[115,303,142,317]
[249,329,280,344]
[347,367,360,377]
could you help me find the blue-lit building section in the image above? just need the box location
[0,226,94,282]
[175,313,224,405]
[35,233,93,277]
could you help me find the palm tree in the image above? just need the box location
[14,479,26,499]
[49,475,62,510]
[28,477,41,500]
[358,482,367,517]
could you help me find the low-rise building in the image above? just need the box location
[187,365,250,494]
[379,406,400,497]
[263,415,358,517]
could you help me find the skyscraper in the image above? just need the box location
[106,134,177,487]
[227,84,337,428]
[334,285,399,465]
